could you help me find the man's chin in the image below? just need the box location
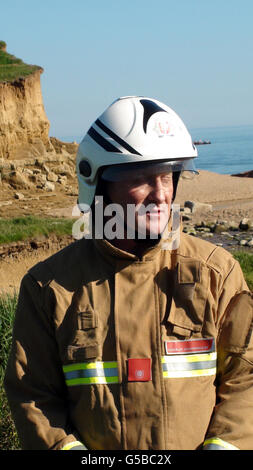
[135,220,168,240]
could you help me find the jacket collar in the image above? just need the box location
[93,237,163,263]
[92,219,176,264]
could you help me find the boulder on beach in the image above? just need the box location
[184,200,213,213]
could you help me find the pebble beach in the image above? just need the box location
[175,170,253,250]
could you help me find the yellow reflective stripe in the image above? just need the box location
[161,352,217,364]
[63,353,217,386]
[163,368,216,378]
[66,376,119,386]
[61,440,84,450]
[63,361,118,373]
[63,361,119,386]
[162,352,216,378]
[203,437,239,450]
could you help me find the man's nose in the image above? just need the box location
[148,178,166,204]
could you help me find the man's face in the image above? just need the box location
[106,171,174,238]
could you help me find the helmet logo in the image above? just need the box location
[153,116,175,137]
[158,120,171,135]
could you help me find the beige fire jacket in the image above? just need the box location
[4,232,253,450]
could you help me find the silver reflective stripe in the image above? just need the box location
[63,361,119,386]
[203,437,239,450]
[64,367,118,380]
[63,352,217,387]
[61,440,87,450]
[204,444,226,450]
[162,352,217,378]
[162,359,217,372]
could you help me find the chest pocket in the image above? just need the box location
[168,260,209,338]
[64,307,100,363]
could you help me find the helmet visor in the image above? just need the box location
[101,158,198,183]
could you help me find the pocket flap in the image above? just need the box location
[77,309,98,329]
[169,298,202,334]
[167,260,209,335]
[178,260,201,284]
[67,344,99,361]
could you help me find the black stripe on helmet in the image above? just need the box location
[140,99,167,133]
[88,127,122,153]
[95,119,142,156]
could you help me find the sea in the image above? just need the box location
[190,125,253,175]
[59,125,253,176]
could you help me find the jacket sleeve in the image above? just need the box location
[4,272,87,450]
[203,260,253,450]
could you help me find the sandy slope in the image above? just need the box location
[175,170,253,223]
[175,169,253,205]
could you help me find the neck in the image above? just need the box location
[105,233,160,257]
[91,203,163,257]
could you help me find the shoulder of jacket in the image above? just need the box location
[28,238,93,287]
[178,232,236,275]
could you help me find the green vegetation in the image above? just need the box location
[0,41,7,50]
[0,293,21,450]
[0,42,41,82]
[233,251,253,291]
[0,215,73,449]
[0,216,73,244]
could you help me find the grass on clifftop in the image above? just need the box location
[0,216,73,244]
[0,48,41,82]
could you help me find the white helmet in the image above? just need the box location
[76,96,198,207]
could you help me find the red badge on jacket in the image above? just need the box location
[128,358,152,382]
[164,337,215,355]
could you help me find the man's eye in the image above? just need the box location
[130,178,145,186]
[161,175,172,184]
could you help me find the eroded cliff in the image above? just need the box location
[0,69,52,159]
[0,43,78,218]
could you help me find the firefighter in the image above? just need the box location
[4,97,253,450]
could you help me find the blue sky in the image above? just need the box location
[1,0,253,140]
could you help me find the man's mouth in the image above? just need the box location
[146,209,164,215]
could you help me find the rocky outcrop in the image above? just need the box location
[193,140,211,145]
[0,148,77,193]
[0,68,52,159]
[184,200,213,213]
[182,216,253,249]
[232,170,253,178]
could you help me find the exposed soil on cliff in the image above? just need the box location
[0,139,78,218]
[0,234,73,295]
